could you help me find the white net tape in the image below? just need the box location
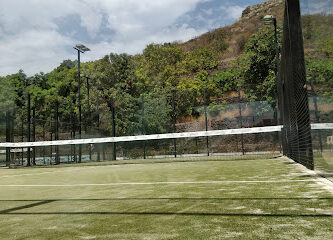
[0,123,332,148]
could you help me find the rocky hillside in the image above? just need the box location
[182,0,285,68]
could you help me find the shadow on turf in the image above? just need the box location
[1,198,332,217]
[0,200,54,214]
[1,197,332,202]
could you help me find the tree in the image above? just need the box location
[237,25,282,106]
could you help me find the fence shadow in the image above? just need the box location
[0,197,332,217]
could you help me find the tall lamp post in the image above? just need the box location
[264,15,280,114]
[81,74,92,161]
[74,44,90,163]
[264,15,281,150]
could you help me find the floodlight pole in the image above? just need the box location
[273,19,283,153]
[5,110,10,167]
[273,18,280,115]
[74,44,90,163]
[77,49,82,163]
[264,15,281,152]
[27,94,31,166]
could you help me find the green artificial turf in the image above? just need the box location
[0,156,332,240]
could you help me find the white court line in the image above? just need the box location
[0,179,316,187]
[0,165,120,178]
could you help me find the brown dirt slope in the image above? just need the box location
[181,0,285,68]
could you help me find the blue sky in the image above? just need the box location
[0,0,267,76]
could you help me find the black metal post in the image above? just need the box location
[27,94,31,166]
[204,90,209,156]
[238,87,245,155]
[5,111,10,167]
[70,119,73,162]
[86,77,92,161]
[74,44,90,163]
[310,79,323,152]
[32,105,36,165]
[50,121,53,164]
[141,95,146,159]
[21,117,24,165]
[273,19,281,153]
[274,19,280,111]
[55,101,60,164]
[10,111,15,164]
[172,91,177,158]
[86,77,91,128]
[43,123,46,164]
[72,112,77,163]
[112,98,116,160]
[96,92,101,161]
[77,50,82,163]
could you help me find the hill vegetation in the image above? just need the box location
[0,0,332,140]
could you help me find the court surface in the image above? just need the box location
[0,156,332,240]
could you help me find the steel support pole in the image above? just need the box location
[27,94,31,166]
[172,91,177,158]
[273,19,281,153]
[21,118,24,165]
[55,101,60,164]
[238,87,245,155]
[141,95,146,159]
[5,111,10,167]
[32,106,36,165]
[112,98,116,161]
[10,111,14,164]
[50,121,53,164]
[77,50,82,163]
[204,90,209,156]
[86,77,92,161]
[96,92,101,161]
[310,79,323,152]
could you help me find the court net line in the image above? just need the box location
[0,123,332,148]
[0,179,317,187]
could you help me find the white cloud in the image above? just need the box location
[0,0,213,76]
[227,5,245,19]
[220,5,245,20]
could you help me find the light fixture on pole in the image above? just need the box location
[264,15,276,25]
[74,44,90,163]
